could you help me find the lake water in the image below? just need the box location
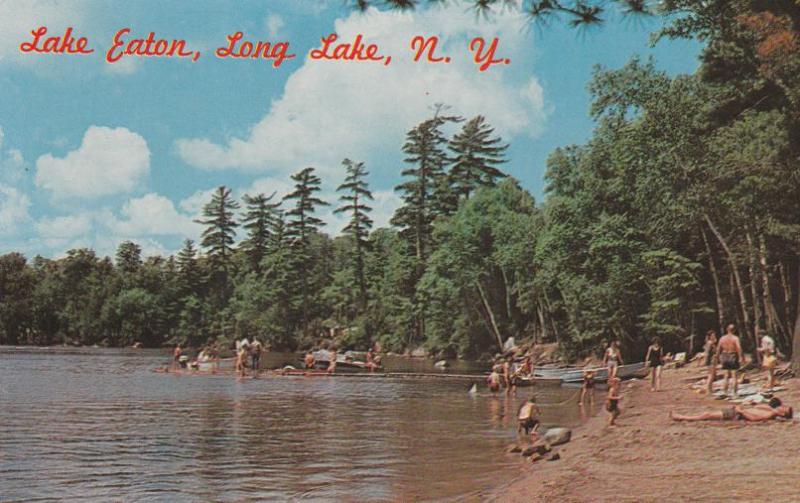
[0,347,599,502]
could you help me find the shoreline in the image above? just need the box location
[488,363,800,502]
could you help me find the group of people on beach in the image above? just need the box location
[701,323,780,396]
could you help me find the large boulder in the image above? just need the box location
[540,427,571,446]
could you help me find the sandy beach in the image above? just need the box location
[490,364,800,502]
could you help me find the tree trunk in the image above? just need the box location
[757,233,787,343]
[793,263,800,368]
[476,280,504,351]
[701,226,725,335]
[745,230,762,363]
[704,214,753,348]
[537,303,548,344]
[500,267,513,322]
[779,262,793,336]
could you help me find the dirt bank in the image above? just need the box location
[489,364,800,502]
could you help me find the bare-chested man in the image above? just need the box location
[670,397,793,423]
[716,324,745,397]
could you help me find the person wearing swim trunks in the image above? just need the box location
[717,324,744,397]
[604,340,623,379]
[172,344,182,371]
[605,377,622,425]
[670,397,793,423]
[645,337,664,392]
[250,338,263,377]
[487,368,502,392]
[517,396,541,441]
[304,350,316,370]
[327,347,337,374]
[580,370,595,405]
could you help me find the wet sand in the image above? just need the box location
[490,364,800,502]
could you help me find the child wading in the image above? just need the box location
[517,395,541,442]
[605,377,622,425]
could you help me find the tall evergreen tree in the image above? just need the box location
[115,241,142,275]
[176,238,200,295]
[240,192,280,273]
[334,159,374,309]
[284,167,329,337]
[391,113,457,262]
[195,186,240,267]
[449,115,508,199]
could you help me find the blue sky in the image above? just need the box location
[0,0,699,259]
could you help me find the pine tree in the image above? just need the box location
[449,115,508,199]
[391,113,458,262]
[334,159,374,309]
[240,192,281,273]
[195,186,239,267]
[115,241,142,275]
[283,167,329,337]
[176,238,200,295]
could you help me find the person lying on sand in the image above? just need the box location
[670,397,793,423]
[606,377,622,425]
[517,395,541,442]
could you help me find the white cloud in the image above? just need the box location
[104,193,201,237]
[0,184,31,236]
[35,126,151,199]
[175,4,545,178]
[35,214,92,239]
[0,1,90,65]
[265,14,286,38]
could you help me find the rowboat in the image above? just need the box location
[533,366,582,379]
[559,362,646,383]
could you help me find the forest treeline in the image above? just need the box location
[1,1,799,361]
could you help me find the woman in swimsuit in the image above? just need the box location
[604,340,623,379]
[645,337,664,392]
[605,377,622,425]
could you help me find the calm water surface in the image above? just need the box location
[0,347,599,502]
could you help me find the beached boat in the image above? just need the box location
[559,362,646,383]
[533,366,582,379]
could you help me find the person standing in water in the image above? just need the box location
[579,370,595,405]
[718,324,745,397]
[304,350,316,370]
[603,340,623,379]
[645,337,664,392]
[250,338,263,377]
[327,347,338,374]
[172,344,182,371]
[517,395,541,442]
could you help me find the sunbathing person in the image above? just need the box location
[670,398,793,423]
